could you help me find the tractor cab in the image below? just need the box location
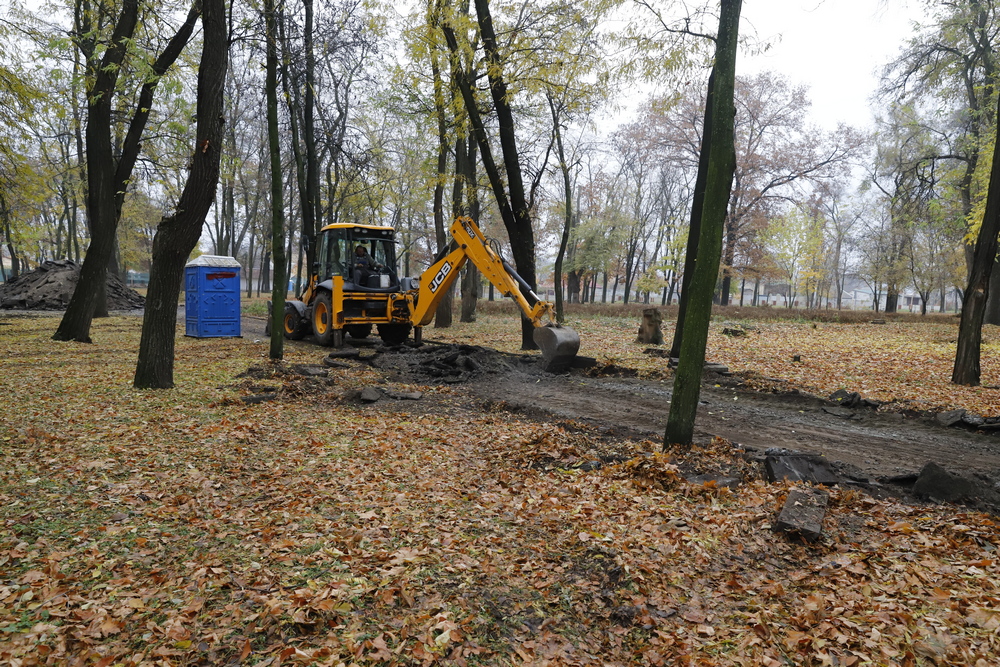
[315,223,399,291]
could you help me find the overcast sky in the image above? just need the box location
[738,0,925,130]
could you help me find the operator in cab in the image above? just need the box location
[353,244,382,285]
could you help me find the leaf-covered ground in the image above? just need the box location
[2,313,1000,666]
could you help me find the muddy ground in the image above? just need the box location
[361,339,1000,480]
[238,309,1000,492]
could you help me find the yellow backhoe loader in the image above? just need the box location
[279,216,580,366]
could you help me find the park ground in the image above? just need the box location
[2,306,1000,665]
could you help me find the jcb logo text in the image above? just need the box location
[429,263,452,293]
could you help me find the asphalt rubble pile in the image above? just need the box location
[827,387,1000,431]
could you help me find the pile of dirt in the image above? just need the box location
[0,259,145,310]
[370,342,534,384]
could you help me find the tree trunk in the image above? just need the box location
[302,0,319,271]
[133,0,228,388]
[265,0,286,360]
[670,103,714,358]
[664,0,741,448]
[55,0,200,342]
[984,258,1000,325]
[245,234,254,298]
[447,0,539,348]
[567,270,580,303]
[954,134,1000,384]
[718,226,735,306]
[550,95,573,324]
[431,2,454,329]
[458,133,480,323]
[279,15,311,286]
[885,291,898,314]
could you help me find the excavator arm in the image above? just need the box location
[411,216,580,365]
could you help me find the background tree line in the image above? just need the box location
[1,0,999,385]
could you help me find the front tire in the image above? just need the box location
[283,305,306,340]
[312,291,335,346]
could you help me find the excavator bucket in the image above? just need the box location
[533,323,581,370]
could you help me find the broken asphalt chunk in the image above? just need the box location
[764,452,840,485]
[385,390,423,400]
[829,389,861,407]
[326,348,361,360]
[962,413,985,427]
[290,364,329,377]
[913,462,978,503]
[774,487,829,541]
[821,405,857,419]
[242,392,277,404]
[359,387,383,403]
[936,409,967,427]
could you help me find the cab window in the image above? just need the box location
[318,230,350,280]
[356,238,392,270]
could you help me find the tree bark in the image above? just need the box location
[669,78,714,359]
[718,226,735,305]
[431,0,453,328]
[445,0,540,349]
[302,0,319,271]
[664,0,741,448]
[984,257,1000,325]
[550,95,573,324]
[885,291,899,314]
[953,135,1000,384]
[265,0,286,360]
[278,12,312,288]
[133,0,228,388]
[456,132,480,322]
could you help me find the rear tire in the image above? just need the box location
[346,323,372,339]
[377,323,411,346]
[283,306,306,340]
[312,291,335,346]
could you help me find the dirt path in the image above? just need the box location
[467,372,1000,480]
[238,316,1000,483]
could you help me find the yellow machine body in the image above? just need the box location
[280,216,579,362]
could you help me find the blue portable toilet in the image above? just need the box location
[184,255,242,338]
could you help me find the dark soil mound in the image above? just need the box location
[0,259,145,310]
[370,343,534,384]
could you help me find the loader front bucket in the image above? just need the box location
[533,323,581,371]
